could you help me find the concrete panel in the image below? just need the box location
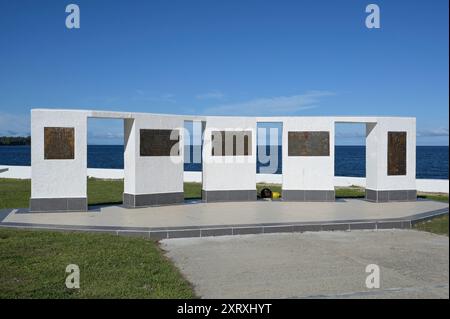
[200,228,233,237]
[349,222,377,230]
[168,229,201,239]
[365,118,416,193]
[282,190,305,201]
[29,197,87,212]
[365,189,417,202]
[202,117,256,197]
[321,223,349,231]
[202,190,256,202]
[282,118,334,193]
[282,190,335,201]
[124,114,184,199]
[31,110,88,205]
[389,190,409,201]
[232,227,263,235]
[123,192,184,207]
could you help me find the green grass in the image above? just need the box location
[335,186,365,198]
[0,178,31,209]
[87,178,123,206]
[0,178,204,208]
[413,214,449,236]
[0,228,195,298]
[184,182,202,200]
[417,193,449,203]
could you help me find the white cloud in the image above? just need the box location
[418,127,449,137]
[196,90,225,100]
[0,112,30,136]
[202,91,334,116]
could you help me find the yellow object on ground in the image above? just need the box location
[272,191,281,199]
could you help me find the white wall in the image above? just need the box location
[416,179,448,193]
[31,109,87,199]
[26,110,423,203]
[0,166,31,179]
[282,117,335,191]
[202,117,256,191]
[124,114,184,195]
[123,118,136,194]
[184,171,202,183]
[365,117,416,191]
[30,109,187,201]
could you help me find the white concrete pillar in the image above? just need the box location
[123,118,136,196]
[365,117,416,202]
[122,114,185,207]
[281,117,335,201]
[202,117,257,201]
[30,109,88,212]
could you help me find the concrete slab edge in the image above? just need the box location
[0,206,447,239]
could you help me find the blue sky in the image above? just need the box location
[0,0,448,145]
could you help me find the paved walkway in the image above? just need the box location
[0,199,448,238]
[162,230,449,298]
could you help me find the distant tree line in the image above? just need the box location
[0,136,31,145]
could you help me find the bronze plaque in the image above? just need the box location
[388,131,407,175]
[140,129,180,156]
[44,127,75,160]
[288,131,330,156]
[211,131,252,156]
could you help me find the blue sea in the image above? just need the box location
[0,145,448,179]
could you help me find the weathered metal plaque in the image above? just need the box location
[288,131,330,156]
[211,131,252,156]
[140,129,180,156]
[44,127,75,160]
[388,131,407,175]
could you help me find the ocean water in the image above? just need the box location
[0,145,448,179]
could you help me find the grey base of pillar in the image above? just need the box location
[29,197,88,212]
[123,192,184,208]
[202,190,257,202]
[365,189,417,202]
[282,190,335,202]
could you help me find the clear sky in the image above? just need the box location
[0,0,448,145]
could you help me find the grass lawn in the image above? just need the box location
[417,193,449,203]
[0,178,31,209]
[184,182,203,200]
[0,228,195,298]
[335,186,365,198]
[413,214,449,236]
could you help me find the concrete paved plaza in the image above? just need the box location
[1,199,448,230]
[161,230,449,299]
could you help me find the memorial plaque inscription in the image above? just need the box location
[388,131,407,175]
[288,131,330,156]
[44,127,75,160]
[140,129,180,156]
